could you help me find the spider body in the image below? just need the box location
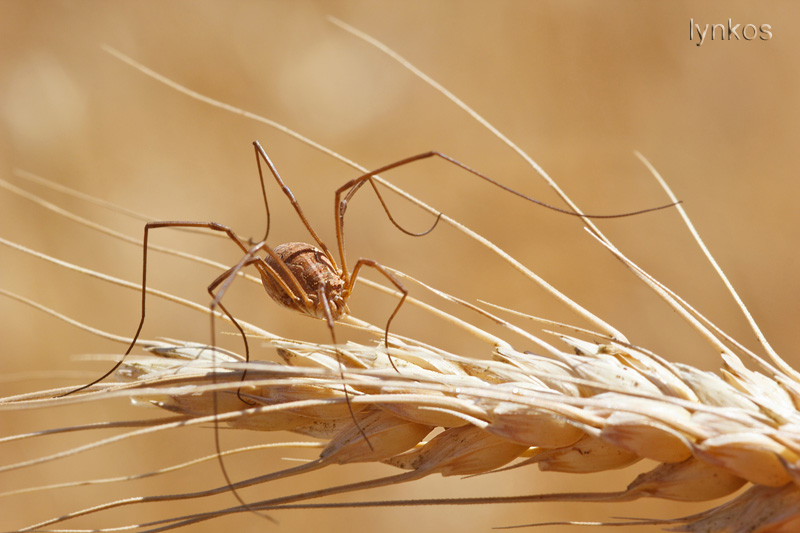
[261,241,349,321]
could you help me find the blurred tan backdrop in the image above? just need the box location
[2,1,799,532]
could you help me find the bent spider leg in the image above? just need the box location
[326,150,680,361]
[253,141,338,267]
[206,239,316,394]
[347,258,408,373]
[337,151,680,233]
[59,220,250,397]
[203,246,287,522]
[253,146,272,245]
[316,284,374,451]
[55,219,278,520]
[354,180,441,236]
[340,176,442,238]
[205,257,261,404]
[251,142,376,447]
[209,237,374,450]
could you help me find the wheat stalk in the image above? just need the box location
[2,17,799,533]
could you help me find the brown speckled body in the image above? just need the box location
[261,242,348,320]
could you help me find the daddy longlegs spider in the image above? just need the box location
[57,140,677,516]
[62,140,678,397]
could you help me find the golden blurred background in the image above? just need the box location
[2,1,799,531]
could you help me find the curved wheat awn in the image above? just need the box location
[2,15,799,533]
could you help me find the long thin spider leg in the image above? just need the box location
[316,285,373,451]
[59,220,250,397]
[342,151,679,220]
[205,240,314,393]
[237,241,374,449]
[347,258,408,373]
[253,140,338,268]
[204,247,275,522]
[249,144,373,444]
[333,151,681,279]
[341,177,443,237]
[334,151,680,298]
[252,143,271,244]
[206,261,259,401]
[426,151,681,217]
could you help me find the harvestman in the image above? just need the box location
[52,141,676,516]
[62,142,678,423]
